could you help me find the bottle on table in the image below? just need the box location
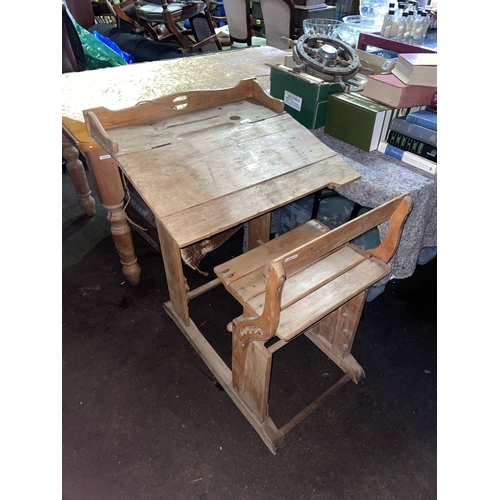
[381,2,396,37]
[396,11,409,40]
[410,10,425,44]
[381,8,396,38]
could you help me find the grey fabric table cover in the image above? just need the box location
[312,128,437,284]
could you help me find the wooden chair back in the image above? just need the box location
[133,0,221,52]
[216,0,253,46]
[215,193,412,343]
[257,0,295,50]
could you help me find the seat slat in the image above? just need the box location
[229,257,389,342]
[242,244,368,312]
[277,258,390,341]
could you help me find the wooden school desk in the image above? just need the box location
[83,77,361,453]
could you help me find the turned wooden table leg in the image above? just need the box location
[105,201,141,285]
[62,135,96,217]
[84,150,141,285]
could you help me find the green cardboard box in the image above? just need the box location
[324,92,395,151]
[269,65,344,129]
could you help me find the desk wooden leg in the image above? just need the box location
[247,212,271,249]
[84,150,141,285]
[156,221,190,326]
[305,291,367,384]
[163,301,285,454]
[62,136,96,217]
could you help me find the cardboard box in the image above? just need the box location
[269,65,344,129]
[355,49,396,75]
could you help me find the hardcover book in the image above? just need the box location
[391,52,437,87]
[389,117,437,146]
[378,141,437,175]
[361,74,437,109]
[406,109,437,131]
[324,93,422,152]
[355,49,395,75]
[324,93,393,152]
[386,130,437,163]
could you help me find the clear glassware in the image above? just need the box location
[302,19,343,37]
[358,0,387,31]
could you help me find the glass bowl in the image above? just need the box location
[302,19,342,37]
[336,15,374,46]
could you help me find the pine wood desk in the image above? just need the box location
[62,46,290,284]
[83,78,360,452]
[83,78,360,325]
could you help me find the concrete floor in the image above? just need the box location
[62,170,437,500]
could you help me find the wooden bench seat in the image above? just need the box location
[218,226,390,342]
[213,193,412,453]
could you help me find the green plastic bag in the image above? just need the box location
[74,22,128,70]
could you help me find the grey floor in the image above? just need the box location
[62,169,437,500]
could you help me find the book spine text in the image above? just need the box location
[389,117,437,146]
[386,130,437,162]
[378,141,437,175]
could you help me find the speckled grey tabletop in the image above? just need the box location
[312,128,437,283]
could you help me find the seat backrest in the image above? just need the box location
[220,0,253,45]
[218,193,412,288]
[190,11,222,52]
[257,0,295,50]
[104,0,143,31]
[215,193,412,342]
[272,193,412,275]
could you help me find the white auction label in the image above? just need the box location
[284,90,302,112]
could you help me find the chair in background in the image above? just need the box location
[91,0,117,24]
[211,0,253,47]
[102,0,146,33]
[209,0,294,50]
[256,0,295,50]
[133,0,222,53]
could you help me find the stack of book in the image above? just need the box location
[359,52,437,174]
[323,50,437,162]
[324,92,424,152]
[378,108,437,174]
[361,52,437,109]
